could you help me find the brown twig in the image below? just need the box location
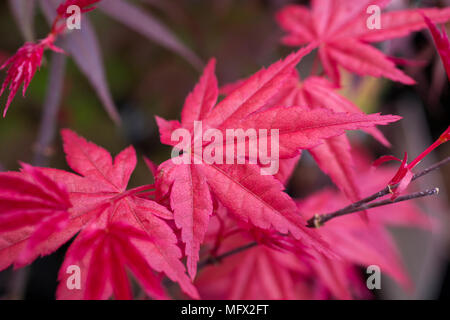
[306,156,450,228]
[198,242,258,269]
[306,188,439,228]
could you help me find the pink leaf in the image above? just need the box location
[0,164,71,270]
[167,162,213,279]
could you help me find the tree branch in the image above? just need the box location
[306,188,439,228]
[306,156,450,228]
[198,242,258,269]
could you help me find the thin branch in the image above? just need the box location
[411,156,450,181]
[307,188,439,228]
[199,188,440,269]
[198,242,258,269]
[306,156,450,228]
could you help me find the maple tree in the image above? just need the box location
[0,0,449,300]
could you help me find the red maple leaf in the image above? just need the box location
[0,164,71,269]
[57,220,172,300]
[276,0,450,85]
[155,46,401,279]
[221,71,392,218]
[0,129,198,300]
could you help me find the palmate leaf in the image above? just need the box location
[156,48,401,279]
[220,70,392,220]
[0,164,71,269]
[49,130,197,299]
[0,130,198,300]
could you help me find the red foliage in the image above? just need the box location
[1,42,46,117]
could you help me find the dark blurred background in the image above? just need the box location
[0,0,449,299]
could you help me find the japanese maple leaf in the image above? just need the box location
[221,71,391,213]
[276,0,450,85]
[57,218,173,300]
[0,163,71,269]
[423,15,450,81]
[155,47,401,279]
[0,129,198,300]
[0,37,63,117]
